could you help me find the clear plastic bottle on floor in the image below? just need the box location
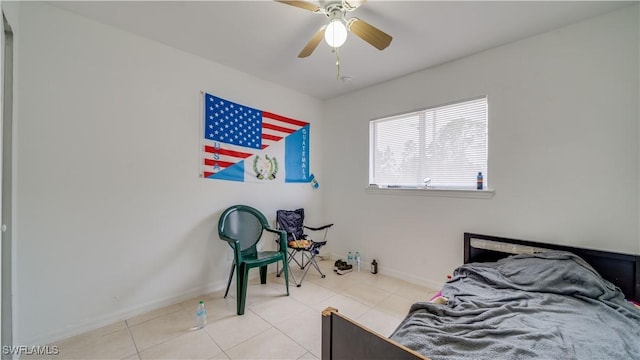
[194,300,207,330]
[347,251,353,265]
[355,252,361,272]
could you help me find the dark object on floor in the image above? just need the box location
[333,259,353,275]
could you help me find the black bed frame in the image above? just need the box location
[464,232,640,302]
[322,232,640,360]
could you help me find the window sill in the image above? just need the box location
[365,185,495,199]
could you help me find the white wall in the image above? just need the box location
[323,6,639,288]
[8,1,640,347]
[10,2,325,345]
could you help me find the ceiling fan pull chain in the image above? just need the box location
[334,47,341,80]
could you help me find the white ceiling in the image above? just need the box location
[48,1,633,100]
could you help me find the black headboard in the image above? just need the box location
[464,233,640,303]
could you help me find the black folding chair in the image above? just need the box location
[276,209,333,287]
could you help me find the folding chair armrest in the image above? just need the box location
[303,224,334,231]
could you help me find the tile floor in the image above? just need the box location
[30,259,438,360]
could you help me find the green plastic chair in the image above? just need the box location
[218,205,289,315]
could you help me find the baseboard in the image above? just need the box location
[22,261,443,346]
[381,267,445,290]
[327,252,444,290]
[22,269,268,346]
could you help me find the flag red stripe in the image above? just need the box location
[203,172,214,178]
[204,145,252,158]
[262,134,282,141]
[204,159,235,168]
[262,122,296,134]
[263,111,308,127]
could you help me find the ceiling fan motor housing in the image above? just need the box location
[278,0,392,57]
[323,2,347,19]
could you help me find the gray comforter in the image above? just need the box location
[389,251,640,359]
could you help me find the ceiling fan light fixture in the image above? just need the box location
[324,19,347,48]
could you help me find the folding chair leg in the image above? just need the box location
[278,250,296,275]
[288,261,300,287]
[288,250,305,270]
[224,261,235,298]
[276,250,301,287]
[301,252,307,269]
[309,254,323,272]
[278,249,327,287]
[310,257,325,278]
[297,253,325,286]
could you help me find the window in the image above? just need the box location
[369,97,488,190]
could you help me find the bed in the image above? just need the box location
[321,232,640,360]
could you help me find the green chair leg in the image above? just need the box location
[259,265,268,284]
[237,264,249,315]
[224,261,235,298]
[283,260,290,295]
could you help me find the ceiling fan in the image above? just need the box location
[276,0,393,58]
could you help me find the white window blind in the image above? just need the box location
[369,97,488,189]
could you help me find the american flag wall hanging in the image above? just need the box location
[201,92,310,183]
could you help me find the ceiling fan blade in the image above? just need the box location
[276,1,321,12]
[347,17,392,51]
[344,0,367,11]
[298,25,326,58]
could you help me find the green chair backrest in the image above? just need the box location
[218,205,269,258]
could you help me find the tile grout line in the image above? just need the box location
[201,326,232,360]
[216,308,276,356]
[128,321,206,357]
[124,319,142,360]
[51,261,436,360]
[272,325,315,359]
[263,302,315,359]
